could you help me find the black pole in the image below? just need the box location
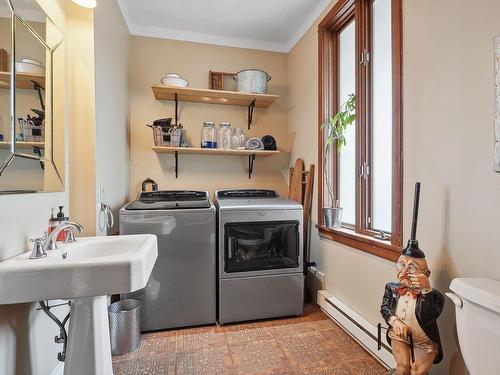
[174,93,178,125]
[402,182,425,258]
[410,182,421,241]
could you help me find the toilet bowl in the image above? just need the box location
[447,278,500,375]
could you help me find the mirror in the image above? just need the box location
[0,0,64,193]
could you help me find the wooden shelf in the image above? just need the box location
[151,85,278,108]
[0,141,45,149]
[152,146,279,178]
[152,146,279,156]
[0,71,45,90]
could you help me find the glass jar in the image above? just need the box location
[201,122,217,148]
[217,122,232,149]
[232,128,246,149]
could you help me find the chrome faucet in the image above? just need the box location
[43,221,84,251]
[29,237,47,259]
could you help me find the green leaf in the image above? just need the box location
[325,93,356,152]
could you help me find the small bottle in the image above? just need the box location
[217,122,232,149]
[48,206,68,242]
[232,128,246,149]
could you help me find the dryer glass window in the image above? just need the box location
[224,221,300,273]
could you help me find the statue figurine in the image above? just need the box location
[380,182,444,375]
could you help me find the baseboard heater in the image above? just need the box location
[317,289,396,369]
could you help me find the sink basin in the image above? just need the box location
[0,234,158,375]
[0,234,158,304]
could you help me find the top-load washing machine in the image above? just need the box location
[120,190,216,331]
[214,189,304,324]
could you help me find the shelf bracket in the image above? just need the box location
[247,99,256,130]
[175,151,179,178]
[33,146,44,170]
[248,154,256,179]
[174,93,179,125]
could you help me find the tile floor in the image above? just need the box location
[112,304,387,375]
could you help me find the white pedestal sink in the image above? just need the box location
[0,234,158,375]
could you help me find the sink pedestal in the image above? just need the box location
[65,296,113,375]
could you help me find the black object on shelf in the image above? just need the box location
[152,118,172,128]
[261,135,277,150]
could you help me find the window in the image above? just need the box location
[317,0,402,261]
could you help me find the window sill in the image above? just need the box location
[316,225,401,262]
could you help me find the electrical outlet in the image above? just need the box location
[308,266,326,285]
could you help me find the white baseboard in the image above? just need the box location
[317,289,396,369]
[49,362,64,375]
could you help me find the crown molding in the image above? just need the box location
[129,24,289,53]
[117,0,332,53]
[285,0,331,52]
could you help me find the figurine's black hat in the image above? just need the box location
[401,182,426,258]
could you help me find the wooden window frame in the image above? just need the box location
[317,0,403,262]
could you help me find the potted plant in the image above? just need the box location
[321,94,356,229]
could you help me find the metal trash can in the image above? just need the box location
[108,299,141,355]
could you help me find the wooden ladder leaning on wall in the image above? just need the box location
[288,159,315,274]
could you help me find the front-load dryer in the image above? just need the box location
[215,189,304,324]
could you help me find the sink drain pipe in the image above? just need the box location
[38,301,70,362]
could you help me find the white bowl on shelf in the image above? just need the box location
[161,74,189,87]
[15,58,45,75]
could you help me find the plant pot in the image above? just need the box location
[324,207,342,229]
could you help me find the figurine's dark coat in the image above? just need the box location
[380,282,444,364]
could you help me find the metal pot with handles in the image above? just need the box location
[233,69,271,94]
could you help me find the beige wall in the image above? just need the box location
[68,0,130,237]
[67,1,97,235]
[288,0,500,374]
[93,0,130,235]
[129,37,290,197]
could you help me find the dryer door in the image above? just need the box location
[224,220,300,274]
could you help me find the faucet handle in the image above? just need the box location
[64,227,78,244]
[29,237,47,259]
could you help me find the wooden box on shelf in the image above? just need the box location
[209,71,235,90]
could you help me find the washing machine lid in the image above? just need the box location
[125,190,211,210]
[214,189,302,211]
[450,278,500,314]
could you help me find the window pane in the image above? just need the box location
[371,0,392,232]
[338,20,356,225]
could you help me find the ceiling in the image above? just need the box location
[117,0,331,53]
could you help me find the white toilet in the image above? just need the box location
[447,278,500,375]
